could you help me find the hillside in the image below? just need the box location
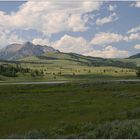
[18,52,136,68]
[115,58,140,67]
[129,53,140,59]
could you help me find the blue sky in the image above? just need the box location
[0,1,140,58]
[0,1,25,13]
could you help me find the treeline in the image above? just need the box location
[89,60,136,69]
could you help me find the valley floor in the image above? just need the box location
[0,77,140,138]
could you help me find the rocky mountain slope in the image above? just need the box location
[0,42,59,60]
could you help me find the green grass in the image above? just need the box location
[0,60,137,82]
[0,79,140,138]
[113,58,140,67]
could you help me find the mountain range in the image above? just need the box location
[0,42,59,60]
[0,42,139,68]
[0,42,140,60]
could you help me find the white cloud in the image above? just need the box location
[32,38,51,46]
[0,28,24,47]
[131,1,140,8]
[67,14,89,32]
[134,44,140,49]
[84,45,129,58]
[108,5,117,12]
[124,33,140,41]
[96,12,118,26]
[127,25,140,34]
[51,34,129,58]
[0,1,103,35]
[90,32,123,45]
[53,34,91,54]
[90,32,140,46]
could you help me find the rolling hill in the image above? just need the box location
[129,53,140,59]
[18,52,136,68]
[113,53,140,67]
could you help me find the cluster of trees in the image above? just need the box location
[0,64,16,77]
[0,63,63,79]
[0,63,50,78]
[0,64,30,77]
[30,69,44,77]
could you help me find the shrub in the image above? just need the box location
[136,68,140,78]
[9,130,47,139]
[81,120,140,139]
[24,130,46,139]
[8,119,140,139]
[126,108,140,119]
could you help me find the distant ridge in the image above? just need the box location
[129,53,140,59]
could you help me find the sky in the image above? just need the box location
[0,1,140,58]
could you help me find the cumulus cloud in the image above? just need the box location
[124,33,140,41]
[53,34,90,54]
[0,1,103,35]
[49,34,129,58]
[108,5,117,12]
[127,25,140,34]
[32,38,51,46]
[131,1,140,8]
[96,12,118,26]
[90,32,140,46]
[0,27,24,47]
[67,14,89,32]
[0,1,104,46]
[134,44,140,49]
[90,32,123,45]
[84,45,129,58]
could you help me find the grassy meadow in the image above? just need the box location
[0,80,140,138]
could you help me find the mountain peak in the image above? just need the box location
[24,41,33,46]
[0,42,59,60]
